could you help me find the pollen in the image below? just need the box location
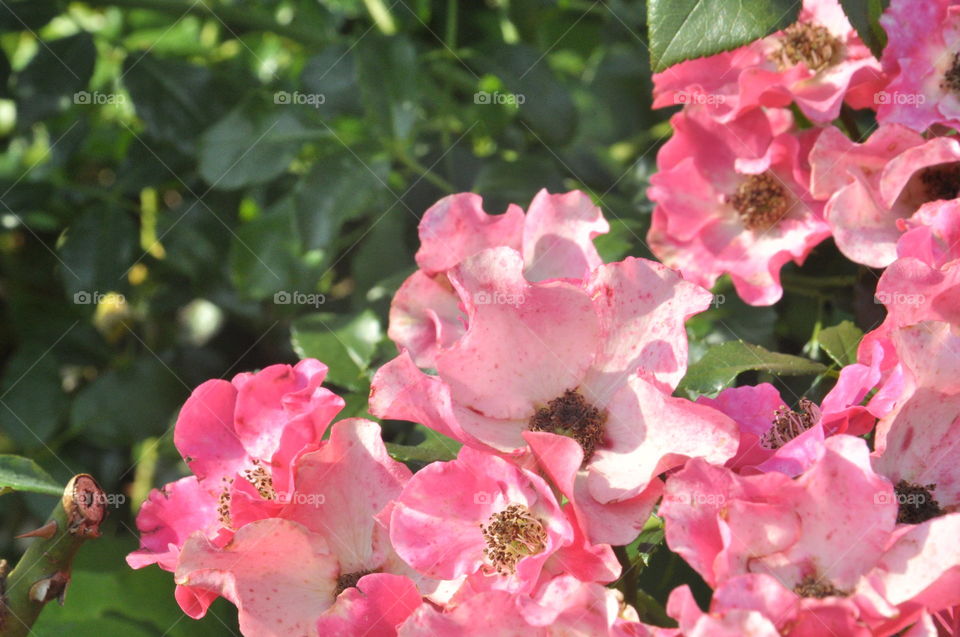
[335,569,375,596]
[730,173,790,231]
[217,477,234,529]
[774,22,841,73]
[941,53,960,94]
[894,480,944,525]
[528,389,606,463]
[760,398,821,450]
[481,504,547,575]
[243,459,277,500]
[793,575,850,599]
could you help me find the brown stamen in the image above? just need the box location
[528,389,605,463]
[335,569,375,596]
[793,575,850,599]
[895,480,944,524]
[919,163,960,202]
[730,173,790,231]
[774,22,841,73]
[217,477,234,529]
[761,398,821,450]
[481,504,547,575]
[942,53,960,94]
[243,459,277,500]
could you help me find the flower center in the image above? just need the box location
[942,53,960,93]
[334,569,375,596]
[528,389,606,463]
[760,398,821,450]
[919,163,960,203]
[774,22,841,72]
[793,575,850,599]
[481,504,547,575]
[243,459,276,500]
[895,480,944,524]
[730,173,790,231]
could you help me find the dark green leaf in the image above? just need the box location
[355,35,419,141]
[300,44,362,116]
[679,341,826,396]
[14,33,96,127]
[0,0,63,32]
[0,348,69,447]
[839,0,889,59]
[229,198,302,301]
[818,320,863,367]
[58,207,137,299]
[199,108,308,190]
[291,310,382,390]
[386,428,461,464]
[647,0,800,72]
[0,455,61,495]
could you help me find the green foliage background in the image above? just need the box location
[0,0,882,632]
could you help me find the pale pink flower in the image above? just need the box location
[877,0,960,132]
[391,189,608,368]
[371,247,738,545]
[174,419,426,636]
[652,0,883,124]
[809,124,960,267]
[648,106,829,306]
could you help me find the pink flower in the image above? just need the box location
[371,247,738,545]
[390,189,608,368]
[387,445,618,594]
[397,574,650,636]
[648,106,829,306]
[174,419,426,636]
[877,0,960,131]
[127,360,344,601]
[652,0,883,124]
[809,124,960,267]
[659,435,960,633]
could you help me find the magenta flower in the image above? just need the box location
[387,445,618,594]
[371,247,738,544]
[659,435,960,633]
[809,124,960,267]
[648,106,829,305]
[652,0,883,124]
[390,189,608,369]
[174,419,426,636]
[877,0,960,131]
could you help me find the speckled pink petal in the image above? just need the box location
[388,270,464,369]
[280,419,411,575]
[173,378,244,486]
[397,589,532,636]
[175,518,339,637]
[415,192,524,274]
[437,247,599,421]
[522,189,608,282]
[876,514,960,609]
[697,383,785,471]
[315,573,422,637]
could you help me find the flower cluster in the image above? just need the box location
[126,1,960,634]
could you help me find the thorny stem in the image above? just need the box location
[0,475,106,637]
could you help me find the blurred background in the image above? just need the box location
[0,0,867,633]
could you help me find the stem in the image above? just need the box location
[362,0,397,35]
[445,0,458,50]
[0,475,106,637]
[394,149,456,193]
[80,0,325,46]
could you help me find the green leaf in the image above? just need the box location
[818,320,863,367]
[0,455,61,496]
[839,0,889,59]
[229,197,303,300]
[0,0,63,31]
[354,35,419,141]
[300,44,362,116]
[0,348,70,447]
[679,341,826,397]
[199,108,308,190]
[14,33,96,127]
[58,206,137,299]
[647,0,800,72]
[291,310,383,390]
[386,427,461,464]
